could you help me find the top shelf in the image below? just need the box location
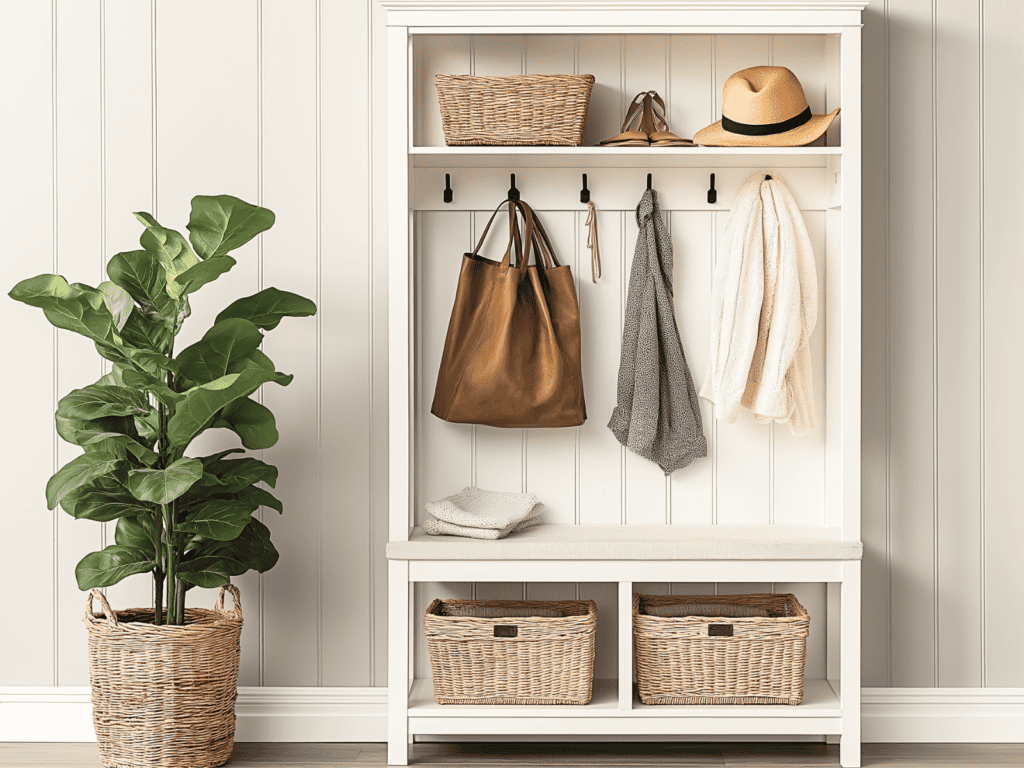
[411,145,842,168]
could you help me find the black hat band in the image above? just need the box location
[721,106,812,136]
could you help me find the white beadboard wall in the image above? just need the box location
[1,0,1022,713]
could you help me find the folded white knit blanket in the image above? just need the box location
[425,487,544,530]
[423,515,541,540]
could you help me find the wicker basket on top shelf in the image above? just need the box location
[634,593,810,706]
[435,74,595,146]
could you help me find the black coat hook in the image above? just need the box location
[646,173,652,190]
[707,173,717,204]
[765,174,773,181]
[443,173,453,204]
[580,174,590,204]
[507,173,520,202]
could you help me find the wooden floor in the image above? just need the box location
[2,742,1023,767]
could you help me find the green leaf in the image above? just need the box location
[55,414,135,447]
[106,250,167,310]
[57,384,151,421]
[9,275,114,342]
[178,499,254,541]
[114,514,156,550]
[117,367,183,406]
[205,456,278,491]
[235,484,283,514]
[166,369,285,450]
[201,448,247,466]
[175,318,263,385]
[178,519,278,587]
[82,433,159,466]
[215,287,316,331]
[187,195,275,260]
[172,256,236,295]
[134,213,200,299]
[46,454,123,510]
[229,348,275,374]
[117,310,170,354]
[210,397,281,450]
[97,281,133,331]
[127,457,203,505]
[76,545,155,589]
[61,478,152,522]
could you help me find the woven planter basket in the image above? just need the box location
[633,593,809,706]
[84,586,243,768]
[425,599,596,705]
[435,74,595,146]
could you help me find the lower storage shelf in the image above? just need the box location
[408,678,843,736]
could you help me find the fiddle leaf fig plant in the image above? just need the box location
[9,195,316,625]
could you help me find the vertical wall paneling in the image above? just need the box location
[577,35,621,148]
[321,0,374,687]
[713,35,769,121]
[667,35,713,142]
[887,0,937,688]
[859,0,890,688]
[669,211,713,525]
[712,212,770,525]
[578,209,623,526]
[261,0,323,688]
[416,212,474,521]
[982,0,1024,688]
[773,210,827,526]
[154,0,264,683]
[370,0,389,688]
[0,0,56,686]
[54,0,104,687]
[934,0,983,689]
[102,0,159,620]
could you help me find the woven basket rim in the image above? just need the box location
[634,592,809,620]
[435,73,596,83]
[426,598,596,621]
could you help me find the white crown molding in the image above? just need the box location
[2,686,1021,744]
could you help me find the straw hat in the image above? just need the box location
[693,66,839,147]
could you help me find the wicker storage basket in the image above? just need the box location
[84,586,243,768]
[435,74,595,146]
[425,598,597,705]
[633,593,809,706]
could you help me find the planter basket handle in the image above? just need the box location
[85,589,120,630]
[215,583,242,619]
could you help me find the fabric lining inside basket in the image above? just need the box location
[439,605,565,618]
[643,602,791,618]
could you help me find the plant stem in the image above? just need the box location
[175,577,186,622]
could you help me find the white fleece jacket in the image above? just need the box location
[699,172,818,436]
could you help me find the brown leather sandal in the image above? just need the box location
[648,91,695,146]
[599,92,653,146]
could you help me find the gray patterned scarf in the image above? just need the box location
[608,189,707,474]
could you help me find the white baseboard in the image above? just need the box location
[3,686,1021,744]
[861,687,1024,743]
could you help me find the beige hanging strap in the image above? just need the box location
[585,201,601,283]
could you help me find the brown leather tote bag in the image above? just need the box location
[431,199,586,428]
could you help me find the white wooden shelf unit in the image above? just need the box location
[384,2,866,766]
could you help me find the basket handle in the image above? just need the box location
[85,589,119,630]
[214,583,242,618]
